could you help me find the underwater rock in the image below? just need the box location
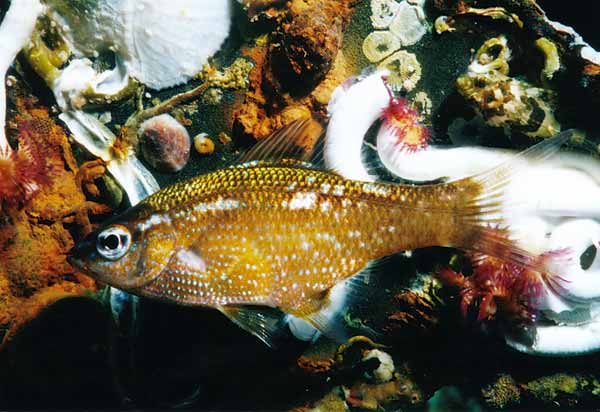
[525,374,584,406]
[433,0,600,130]
[233,36,352,141]
[268,0,356,95]
[138,114,191,173]
[291,336,425,411]
[344,373,423,410]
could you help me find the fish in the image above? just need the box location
[68,119,569,346]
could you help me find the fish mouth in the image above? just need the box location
[67,233,96,272]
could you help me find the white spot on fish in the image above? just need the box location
[289,192,317,210]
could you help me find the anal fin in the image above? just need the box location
[285,260,387,343]
[218,305,288,348]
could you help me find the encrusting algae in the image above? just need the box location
[0,93,110,344]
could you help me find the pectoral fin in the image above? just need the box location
[218,305,288,348]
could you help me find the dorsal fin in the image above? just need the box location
[238,118,324,164]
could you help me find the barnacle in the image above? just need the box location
[193,133,215,155]
[457,71,560,138]
[458,37,560,139]
[22,17,70,85]
[378,50,422,92]
[362,31,401,63]
[463,6,523,28]
[434,15,454,34]
[536,37,561,81]
[469,36,511,76]
[362,349,395,383]
[433,6,523,34]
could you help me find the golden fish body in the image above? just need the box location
[69,123,567,345]
[138,163,476,311]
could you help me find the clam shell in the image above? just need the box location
[47,0,232,90]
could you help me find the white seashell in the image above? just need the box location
[546,18,600,66]
[363,349,395,383]
[52,57,131,109]
[59,110,159,205]
[46,0,232,90]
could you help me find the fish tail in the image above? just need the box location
[450,131,572,272]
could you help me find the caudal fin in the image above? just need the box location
[452,131,573,272]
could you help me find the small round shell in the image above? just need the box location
[139,114,191,172]
[362,31,401,63]
[363,349,395,383]
[370,0,401,29]
[193,133,215,155]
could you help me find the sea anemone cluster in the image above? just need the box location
[436,243,566,326]
[0,123,50,207]
[380,86,430,153]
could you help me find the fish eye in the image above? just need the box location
[96,225,131,260]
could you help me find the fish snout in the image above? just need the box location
[68,232,98,272]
